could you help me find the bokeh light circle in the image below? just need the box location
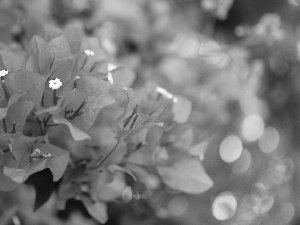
[258,126,279,153]
[278,202,295,224]
[232,149,251,174]
[212,191,237,220]
[219,135,243,163]
[241,114,264,142]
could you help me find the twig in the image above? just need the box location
[97,142,120,170]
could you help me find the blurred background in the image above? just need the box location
[1,0,300,224]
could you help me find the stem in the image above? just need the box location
[11,122,16,134]
[53,89,57,105]
[35,115,45,135]
[41,92,44,107]
[40,114,52,135]
[66,100,86,121]
[130,114,139,129]
[45,124,58,127]
[97,142,120,170]
[44,114,52,125]
[1,77,10,102]
[2,119,7,133]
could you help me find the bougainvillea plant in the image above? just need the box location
[0,25,213,224]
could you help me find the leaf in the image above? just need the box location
[116,88,140,130]
[82,37,108,70]
[64,25,84,54]
[127,145,152,166]
[0,154,17,192]
[76,38,91,70]
[48,35,72,69]
[121,109,163,143]
[94,170,126,202]
[35,89,86,116]
[72,75,115,132]
[0,133,23,152]
[110,67,136,89]
[164,124,193,149]
[46,143,70,181]
[11,135,38,162]
[122,186,132,204]
[126,126,163,165]
[4,139,70,183]
[115,90,164,143]
[157,155,213,194]
[172,95,192,123]
[0,50,26,72]
[3,165,31,183]
[62,163,87,184]
[43,24,63,42]
[58,183,79,199]
[107,164,137,181]
[52,114,91,141]
[117,121,164,143]
[3,149,49,183]
[47,58,74,92]
[0,168,17,191]
[5,99,34,133]
[6,69,46,108]
[0,92,23,121]
[173,128,193,149]
[27,35,55,75]
[188,139,209,161]
[83,200,108,224]
[123,128,148,144]
[42,59,78,108]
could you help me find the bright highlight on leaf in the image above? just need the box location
[156,87,174,99]
[157,156,213,194]
[212,191,237,220]
[107,72,114,84]
[49,78,63,90]
[122,186,133,204]
[84,49,94,56]
[0,69,8,77]
[219,135,242,163]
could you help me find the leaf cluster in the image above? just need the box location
[0,25,213,224]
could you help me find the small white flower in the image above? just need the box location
[84,49,94,56]
[49,78,63,90]
[0,69,8,78]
